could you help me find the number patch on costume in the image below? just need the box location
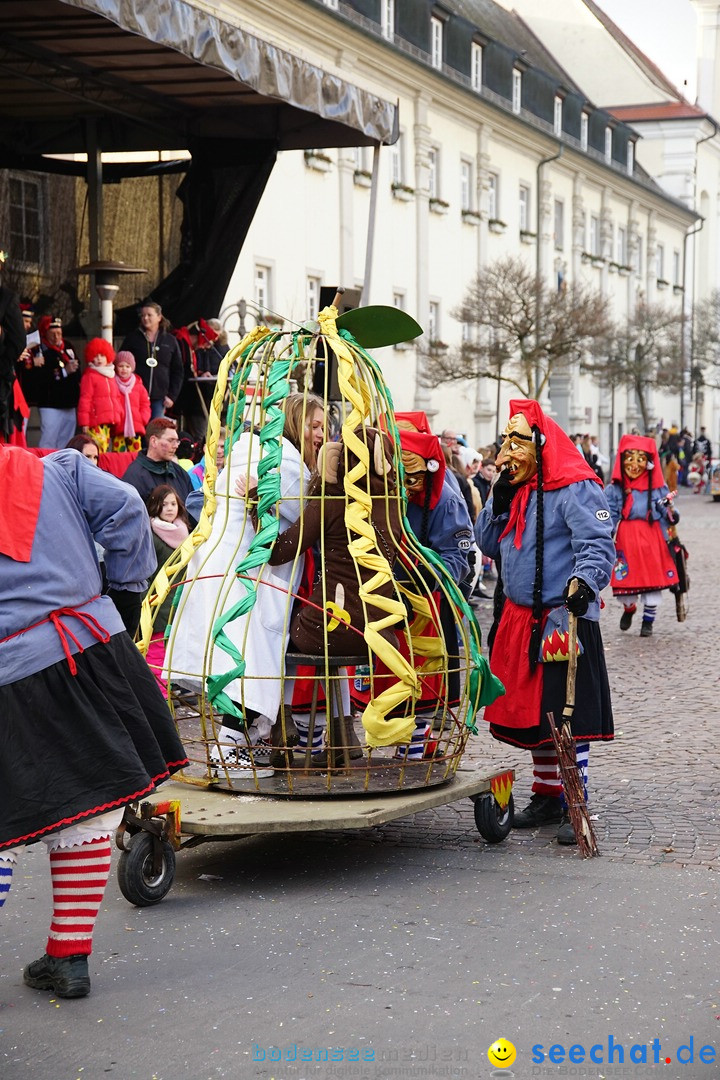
[595,509,610,521]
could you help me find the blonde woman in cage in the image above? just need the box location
[165,391,324,776]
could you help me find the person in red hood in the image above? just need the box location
[77,338,122,452]
[605,434,680,637]
[476,400,615,844]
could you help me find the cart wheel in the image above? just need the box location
[117,832,176,907]
[474,793,514,843]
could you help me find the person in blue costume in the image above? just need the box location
[0,444,187,998]
[475,400,615,845]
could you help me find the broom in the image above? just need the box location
[546,578,599,858]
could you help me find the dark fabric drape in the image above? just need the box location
[116,139,277,332]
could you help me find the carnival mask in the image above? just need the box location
[496,412,538,485]
[622,449,648,480]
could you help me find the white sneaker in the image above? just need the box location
[210,737,274,778]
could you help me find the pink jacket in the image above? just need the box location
[111,375,151,437]
[77,368,122,428]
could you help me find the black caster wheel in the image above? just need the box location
[117,831,176,906]
[474,792,514,843]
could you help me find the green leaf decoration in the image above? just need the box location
[336,305,423,348]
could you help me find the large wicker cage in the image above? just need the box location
[137,304,500,796]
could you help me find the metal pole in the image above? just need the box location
[535,146,563,398]
[86,119,103,329]
[360,143,381,306]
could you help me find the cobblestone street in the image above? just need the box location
[340,487,720,867]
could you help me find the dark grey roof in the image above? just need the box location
[444,0,586,94]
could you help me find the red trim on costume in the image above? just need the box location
[0,445,44,561]
[0,761,189,851]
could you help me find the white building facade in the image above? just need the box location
[218,0,696,452]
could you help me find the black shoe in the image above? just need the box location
[557,813,577,846]
[512,793,564,828]
[640,620,653,637]
[23,953,90,998]
[619,605,636,631]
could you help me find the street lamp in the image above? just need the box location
[76,260,147,342]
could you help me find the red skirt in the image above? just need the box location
[611,519,678,595]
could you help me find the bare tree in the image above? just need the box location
[692,288,720,389]
[584,300,683,432]
[420,256,610,399]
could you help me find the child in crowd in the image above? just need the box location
[77,338,121,452]
[144,484,192,696]
[112,350,151,452]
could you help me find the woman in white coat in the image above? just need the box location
[166,392,325,775]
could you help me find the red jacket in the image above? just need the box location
[77,367,122,428]
[111,374,151,437]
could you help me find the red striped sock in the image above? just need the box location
[531,747,562,797]
[46,837,112,958]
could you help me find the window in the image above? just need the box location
[254,264,271,316]
[616,226,627,266]
[554,96,563,137]
[323,0,338,8]
[393,291,405,310]
[590,214,601,256]
[471,42,483,92]
[307,275,321,317]
[512,69,522,114]
[9,176,42,267]
[431,16,443,70]
[604,126,613,163]
[554,199,564,250]
[487,172,499,220]
[581,112,589,152]
[656,243,665,280]
[428,300,440,342]
[392,133,405,185]
[461,321,472,343]
[460,159,473,212]
[428,147,438,200]
[519,184,530,232]
[627,140,635,176]
[635,234,643,276]
[673,250,681,286]
[381,0,394,40]
[353,146,368,172]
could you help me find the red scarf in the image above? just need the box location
[0,445,44,562]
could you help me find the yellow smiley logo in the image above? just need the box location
[487,1039,517,1068]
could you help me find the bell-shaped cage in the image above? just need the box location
[137,305,501,795]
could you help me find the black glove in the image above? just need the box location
[106,588,143,637]
[563,579,595,617]
[490,469,517,516]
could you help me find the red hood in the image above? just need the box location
[611,433,665,490]
[392,412,445,508]
[0,445,44,561]
[508,398,602,489]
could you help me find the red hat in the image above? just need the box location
[507,399,602,490]
[84,337,115,365]
[611,433,665,490]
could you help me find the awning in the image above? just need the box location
[0,0,398,158]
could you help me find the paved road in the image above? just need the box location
[1,487,718,1080]
[307,485,720,867]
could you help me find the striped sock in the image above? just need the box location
[407,721,430,761]
[575,741,590,802]
[531,747,562,797]
[0,859,13,909]
[294,714,325,753]
[642,604,657,625]
[46,837,112,958]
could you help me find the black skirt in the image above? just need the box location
[488,618,614,750]
[0,633,188,850]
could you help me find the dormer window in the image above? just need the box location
[627,139,635,176]
[431,16,443,70]
[581,112,589,152]
[554,96,563,137]
[471,41,483,92]
[381,0,394,41]
[605,126,613,163]
[512,69,522,114]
